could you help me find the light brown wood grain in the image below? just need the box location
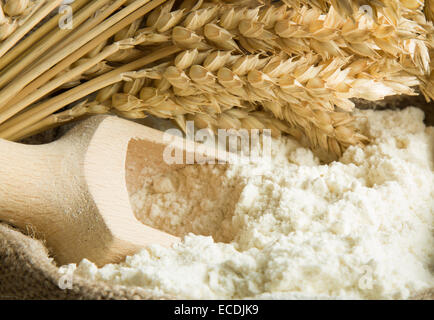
[0,115,225,266]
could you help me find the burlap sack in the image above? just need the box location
[0,98,433,300]
[0,224,176,300]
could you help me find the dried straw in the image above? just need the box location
[0,0,113,88]
[0,0,91,72]
[426,0,433,21]
[0,0,63,58]
[0,0,167,119]
[0,45,181,140]
[0,0,44,42]
[0,0,431,159]
[88,0,432,156]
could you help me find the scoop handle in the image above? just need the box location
[0,138,74,230]
[0,116,181,266]
[0,116,137,266]
[0,122,104,257]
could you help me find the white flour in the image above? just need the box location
[72,107,434,299]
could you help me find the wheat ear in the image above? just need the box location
[0,0,63,58]
[88,0,430,156]
[0,0,431,159]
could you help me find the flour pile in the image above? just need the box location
[71,107,434,299]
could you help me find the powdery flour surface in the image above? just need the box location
[72,108,434,299]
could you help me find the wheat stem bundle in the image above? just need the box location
[0,0,89,70]
[0,0,165,114]
[0,37,142,121]
[0,0,114,88]
[0,45,180,139]
[0,0,431,159]
[89,0,433,156]
[0,0,133,112]
[0,0,63,58]
[0,0,45,42]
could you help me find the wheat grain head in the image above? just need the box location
[0,0,45,41]
[90,0,430,158]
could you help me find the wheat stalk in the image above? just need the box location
[7,101,111,141]
[0,0,169,121]
[0,0,90,71]
[426,0,433,21]
[0,0,131,112]
[82,0,431,156]
[0,0,115,88]
[0,0,44,41]
[0,45,181,140]
[0,0,431,159]
[0,0,63,58]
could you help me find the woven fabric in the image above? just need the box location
[0,224,173,300]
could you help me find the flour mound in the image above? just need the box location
[72,107,434,300]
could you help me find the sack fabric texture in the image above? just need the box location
[0,99,433,300]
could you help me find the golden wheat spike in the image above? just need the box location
[35,0,430,156]
[82,0,429,157]
[0,0,431,160]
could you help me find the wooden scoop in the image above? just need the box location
[0,115,224,266]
